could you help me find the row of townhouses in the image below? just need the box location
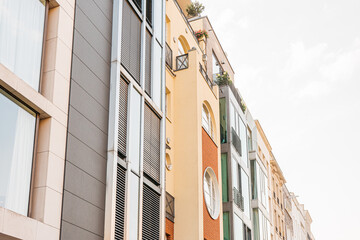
[0,0,314,239]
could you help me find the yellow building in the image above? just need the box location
[256,120,287,240]
[164,0,230,239]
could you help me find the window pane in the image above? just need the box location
[0,90,36,215]
[152,41,162,108]
[128,173,139,239]
[0,0,45,90]
[239,119,248,167]
[219,98,227,143]
[223,212,230,240]
[241,168,250,219]
[129,88,141,173]
[153,0,163,42]
[221,153,228,202]
[234,213,244,240]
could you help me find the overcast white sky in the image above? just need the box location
[201,0,360,238]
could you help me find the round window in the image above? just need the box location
[203,167,220,219]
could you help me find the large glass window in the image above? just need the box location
[223,212,230,240]
[129,88,142,173]
[0,89,36,215]
[239,119,248,167]
[241,168,250,219]
[219,98,227,143]
[153,0,163,41]
[0,0,46,90]
[221,153,228,202]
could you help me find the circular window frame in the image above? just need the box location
[203,167,220,219]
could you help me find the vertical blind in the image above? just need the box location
[121,0,141,84]
[115,165,126,240]
[145,30,152,96]
[143,103,161,184]
[142,184,160,240]
[118,77,128,159]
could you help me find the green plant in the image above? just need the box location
[215,71,232,86]
[186,1,205,18]
[194,30,209,40]
[240,98,247,113]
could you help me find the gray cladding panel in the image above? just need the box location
[61,0,112,238]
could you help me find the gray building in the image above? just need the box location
[219,84,253,240]
[60,0,166,239]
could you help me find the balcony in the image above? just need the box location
[176,53,188,70]
[165,42,173,69]
[199,63,214,89]
[233,187,244,211]
[165,192,175,222]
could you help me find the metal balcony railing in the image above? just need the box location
[176,53,188,70]
[165,192,175,222]
[199,63,214,89]
[231,128,242,156]
[233,187,244,211]
[165,43,173,69]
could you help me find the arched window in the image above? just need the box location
[202,104,213,137]
[203,167,220,219]
[178,38,186,55]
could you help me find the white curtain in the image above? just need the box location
[0,0,45,90]
[5,108,36,215]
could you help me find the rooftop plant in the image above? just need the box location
[186,1,205,18]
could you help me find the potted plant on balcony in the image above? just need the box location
[186,1,205,18]
[215,71,232,86]
[194,30,209,41]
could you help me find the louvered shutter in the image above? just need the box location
[115,165,126,239]
[118,77,128,158]
[143,104,161,184]
[121,0,141,84]
[145,30,152,96]
[142,184,160,240]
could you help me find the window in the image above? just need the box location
[145,30,152,96]
[128,173,140,239]
[241,168,250,218]
[0,89,36,216]
[212,52,222,81]
[142,184,160,239]
[152,40,162,108]
[178,38,186,55]
[219,98,227,143]
[146,0,152,25]
[203,167,220,219]
[221,153,228,202]
[234,213,244,240]
[0,0,46,90]
[223,212,230,240]
[165,88,171,118]
[129,88,141,173]
[202,104,213,138]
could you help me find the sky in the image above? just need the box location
[200,0,360,239]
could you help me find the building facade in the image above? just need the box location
[219,84,253,240]
[164,0,223,239]
[0,0,166,239]
[0,0,74,239]
[283,185,315,240]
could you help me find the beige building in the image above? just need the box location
[283,185,315,240]
[0,0,74,239]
